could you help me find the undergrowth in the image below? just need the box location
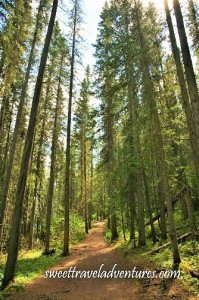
[0,250,63,299]
[104,214,199,298]
[0,210,86,299]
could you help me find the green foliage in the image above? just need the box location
[103,227,111,244]
[0,210,86,297]
[149,240,199,297]
[0,250,63,298]
[50,209,86,249]
[69,210,86,245]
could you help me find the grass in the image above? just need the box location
[0,232,86,299]
[0,250,64,299]
[104,219,199,298]
[148,240,199,297]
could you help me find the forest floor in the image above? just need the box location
[7,222,198,300]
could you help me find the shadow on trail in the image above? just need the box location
[6,222,194,300]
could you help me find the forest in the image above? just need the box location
[0,0,199,298]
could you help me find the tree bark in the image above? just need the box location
[164,0,199,186]
[28,61,54,250]
[185,188,197,238]
[143,169,157,243]
[63,0,77,256]
[45,54,63,253]
[134,0,180,263]
[172,0,199,147]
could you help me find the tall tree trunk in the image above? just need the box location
[28,63,54,250]
[45,54,63,254]
[1,0,58,289]
[123,4,145,246]
[164,0,199,186]
[156,157,167,239]
[129,178,137,247]
[134,0,181,264]
[107,97,118,241]
[172,0,199,146]
[83,137,88,234]
[63,0,77,256]
[128,76,146,246]
[142,169,157,243]
[88,145,93,229]
[185,188,197,238]
[188,0,199,59]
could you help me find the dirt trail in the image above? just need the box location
[8,222,197,299]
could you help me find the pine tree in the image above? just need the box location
[63,0,80,256]
[172,0,199,149]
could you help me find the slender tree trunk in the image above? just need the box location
[123,6,146,246]
[88,145,93,229]
[134,0,180,263]
[107,99,118,241]
[110,212,118,241]
[142,169,157,243]
[164,0,199,186]
[45,54,63,254]
[188,0,199,42]
[154,93,181,263]
[129,174,136,245]
[1,0,58,289]
[0,96,6,134]
[0,95,12,186]
[121,206,126,241]
[63,0,77,256]
[156,159,167,239]
[83,137,88,234]
[107,201,111,229]
[22,186,30,237]
[185,188,197,238]
[128,76,146,246]
[28,63,54,250]
[0,100,13,189]
[172,0,199,144]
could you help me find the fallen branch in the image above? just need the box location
[42,249,56,255]
[190,269,199,279]
[145,185,189,226]
[146,232,192,255]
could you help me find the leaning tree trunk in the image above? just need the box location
[188,0,199,59]
[164,0,199,187]
[172,0,199,146]
[1,0,58,289]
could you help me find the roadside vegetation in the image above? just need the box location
[0,211,86,299]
